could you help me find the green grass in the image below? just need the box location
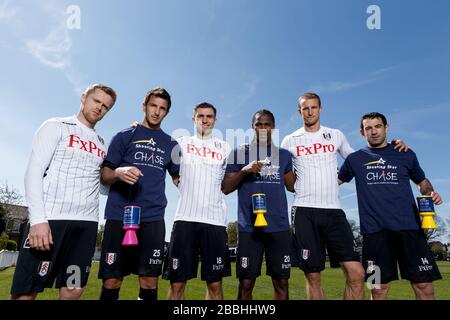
[1,261,449,300]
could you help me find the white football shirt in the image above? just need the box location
[174,135,230,226]
[281,126,354,209]
[25,115,107,225]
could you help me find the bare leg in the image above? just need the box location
[340,261,365,300]
[139,276,158,289]
[411,282,435,300]
[59,287,84,300]
[272,278,289,300]
[168,281,186,300]
[103,277,123,289]
[237,279,256,300]
[304,272,325,300]
[10,293,38,300]
[371,284,389,300]
[206,281,223,300]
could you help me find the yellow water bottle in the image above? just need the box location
[252,193,268,227]
[417,195,436,229]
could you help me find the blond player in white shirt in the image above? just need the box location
[10,84,117,300]
[163,102,231,300]
[281,92,407,300]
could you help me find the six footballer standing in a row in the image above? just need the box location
[10,84,443,301]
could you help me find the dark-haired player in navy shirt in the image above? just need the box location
[222,109,296,300]
[98,87,180,301]
[338,112,443,300]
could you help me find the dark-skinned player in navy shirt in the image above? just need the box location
[222,109,296,300]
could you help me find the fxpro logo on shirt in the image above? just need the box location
[363,157,399,185]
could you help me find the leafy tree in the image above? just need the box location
[0,182,25,226]
[430,242,447,261]
[425,215,447,242]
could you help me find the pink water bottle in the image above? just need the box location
[122,206,140,246]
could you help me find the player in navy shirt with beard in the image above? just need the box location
[338,112,443,300]
[98,87,180,301]
[223,109,296,300]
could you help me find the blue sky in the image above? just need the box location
[1,0,449,242]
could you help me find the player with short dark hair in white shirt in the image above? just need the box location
[163,102,231,300]
[10,84,117,300]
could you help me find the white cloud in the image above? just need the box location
[26,23,86,94]
[26,26,71,69]
[1,1,85,94]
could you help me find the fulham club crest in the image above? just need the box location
[322,132,332,141]
[172,258,179,270]
[38,261,51,277]
[240,257,248,269]
[106,253,116,265]
[214,141,222,149]
[302,249,310,260]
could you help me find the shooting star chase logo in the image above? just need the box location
[364,157,386,166]
[132,139,156,146]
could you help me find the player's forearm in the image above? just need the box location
[221,172,245,194]
[284,172,296,192]
[101,167,119,186]
[285,184,295,193]
[418,178,434,195]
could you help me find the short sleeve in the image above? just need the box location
[283,150,293,174]
[168,140,181,177]
[338,157,355,183]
